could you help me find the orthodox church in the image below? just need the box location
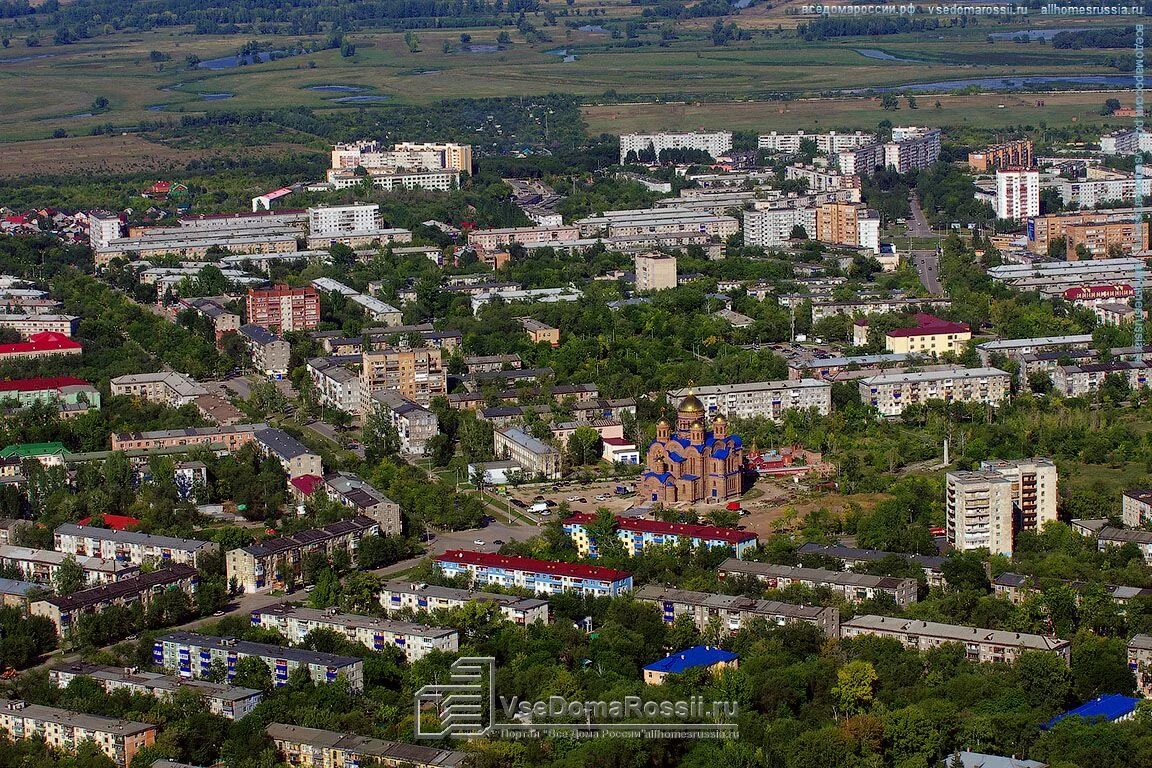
[639,391,745,504]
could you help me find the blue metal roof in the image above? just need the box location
[667,452,686,463]
[644,646,738,675]
[1042,694,1140,729]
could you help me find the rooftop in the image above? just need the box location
[435,549,632,582]
[718,558,915,590]
[634,584,832,620]
[239,324,281,345]
[255,428,317,462]
[240,517,378,558]
[380,579,549,610]
[37,564,197,612]
[643,645,738,675]
[265,723,467,768]
[842,615,1069,652]
[0,332,81,356]
[1042,694,1140,729]
[0,376,91,394]
[252,604,456,639]
[564,514,757,545]
[156,631,362,668]
[862,367,1010,386]
[497,427,560,457]
[0,698,156,736]
[55,523,215,553]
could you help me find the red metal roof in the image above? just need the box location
[0,332,81,356]
[563,514,756,544]
[77,514,141,531]
[435,549,632,581]
[290,475,324,495]
[886,313,969,339]
[1063,284,1134,301]
[0,376,90,392]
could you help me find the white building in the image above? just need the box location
[946,471,1015,554]
[860,367,1012,417]
[1100,128,1152,156]
[619,132,733,163]
[308,204,380,237]
[666,379,832,422]
[249,604,458,662]
[757,131,875,154]
[743,208,817,247]
[995,168,1040,221]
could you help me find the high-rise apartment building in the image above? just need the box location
[995,168,1040,220]
[634,252,677,292]
[619,132,732,163]
[246,285,320,333]
[946,470,1016,555]
[979,458,1058,535]
[359,345,446,411]
[968,139,1034,172]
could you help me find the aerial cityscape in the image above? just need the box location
[0,4,1150,768]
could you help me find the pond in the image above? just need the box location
[197,51,289,70]
[855,49,926,64]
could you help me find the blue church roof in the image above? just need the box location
[642,471,674,485]
[713,448,730,459]
[667,451,686,463]
[644,646,738,675]
[1042,694,1140,729]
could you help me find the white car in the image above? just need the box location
[473,539,486,546]
[566,496,581,502]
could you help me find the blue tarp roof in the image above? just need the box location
[643,645,738,675]
[1042,694,1140,729]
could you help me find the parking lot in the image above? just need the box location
[496,478,644,520]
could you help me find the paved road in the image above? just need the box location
[908,193,934,238]
[911,250,943,296]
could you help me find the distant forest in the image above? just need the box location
[2,0,541,35]
[1051,27,1137,50]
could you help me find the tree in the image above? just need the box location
[586,508,624,558]
[790,224,809,240]
[940,550,990,592]
[566,426,602,467]
[55,556,86,597]
[832,660,877,717]
[881,93,900,111]
[1016,650,1071,711]
[231,656,272,691]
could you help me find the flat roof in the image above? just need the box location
[841,615,1069,651]
[669,378,830,398]
[380,579,549,610]
[155,631,362,668]
[634,584,832,620]
[564,514,756,545]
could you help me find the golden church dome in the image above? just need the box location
[678,392,704,413]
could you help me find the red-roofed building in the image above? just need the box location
[434,549,633,597]
[563,513,758,559]
[0,375,98,417]
[0,332,81,362]
[1062,284,1135,309]
[77,514,141,531]
[853,313,971,356]
[289,474,324,502]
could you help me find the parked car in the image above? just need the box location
[473,539,486,545]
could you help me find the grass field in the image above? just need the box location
[582,90,1135,134]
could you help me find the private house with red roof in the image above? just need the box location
[434,550,633,597]
[0,376,100,417]
[853,312,970,356]
[563,513,758,559]
[0,331,81,362]
[637,392,745,505]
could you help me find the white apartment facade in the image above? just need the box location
[860,368,1012,417]
[308,204,380,236]
[995,168,1040,220]
[249,604,458,662]
[946,470,1016,554]
[109,372,208,407]
[619,131,733,163]
[757,131,875,154]
[743,208,817,247]
[667,379,833,422]
[53,524,218,567]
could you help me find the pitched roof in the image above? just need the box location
[563,514,756,545]
[1042,694,1140,729]
[0,376,90,393]
[886,313,969,338]
[0,332,81,356]
[435,549,632,582]
[643,645,738,675]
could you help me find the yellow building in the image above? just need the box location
[520,317,560,347]
[853,313,971,356]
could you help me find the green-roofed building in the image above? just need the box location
[0,442,67,467]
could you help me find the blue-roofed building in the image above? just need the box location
[943,752,1048,768]
[1042,694,1141,729]
[639,393,745,504]
[0,576,42,609]
[643,645,739,685]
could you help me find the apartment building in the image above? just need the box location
[994,572,1152,607]
[784,163,859,192]
[178,297,241,342]
[795,542,946,588]
[435,550,633,597]
[31,565,199,636]
[666,379,832,422]
[95,231,298,266]
[308,203,380,237]
[328,167,458,193]
[0,313,78,337]
[110,423,266,452]
[1128,634,1152,696]
[1058,170,1152,209]
[493,427,562,479]
[0,331,81,362]
[254,428,323,479]
[1026,208,1147,256]
[0,377,100,417]
[0,699,157,767]
[54,524,218,567]
[563,514,758,559]
[884,127,942,172]
[860,367,1012,417]
[1123,489,1152,527]
[1097,526,1152,564]
[226,516,379,592]
[808,297,952,321]
[969,139,1034,172]
[619,131,733,163]
[250,604,458,662]
[467,225,581,251]
[49,663,262,720]
[634,584,840,638]
[995,168,1040,220]
[331,140,472,173]
[238,324,291,379]
[634,252,678,292]
[1053,360,1151,397]
[1066,220,1148,260]
[1100,128,1152,156]
[978,458,1058,535]
[306,356,360,413]
[757,130,875,154]
[153,632,364,692]
[743,207,817,247]
[370,390,438,456]
[946,470,1015,555]
[975,334,1096,366]
[578,209,740,240]
[266,723,468,768]
[359,345,446,411]
[0,545,138,586]
[853,313,971,356]
[815,202,881,253]
[322,471,401,535]
[840,615,1070,663]
[109,372,207,407]
[0,577,38,609]
[520,317,560,347]
[246,285,320,333]
[787,352,913,381]
[717,559,919,607]
[379,579,550,625]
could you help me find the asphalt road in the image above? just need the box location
[911,250,943,296]
[908,192,934,238]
